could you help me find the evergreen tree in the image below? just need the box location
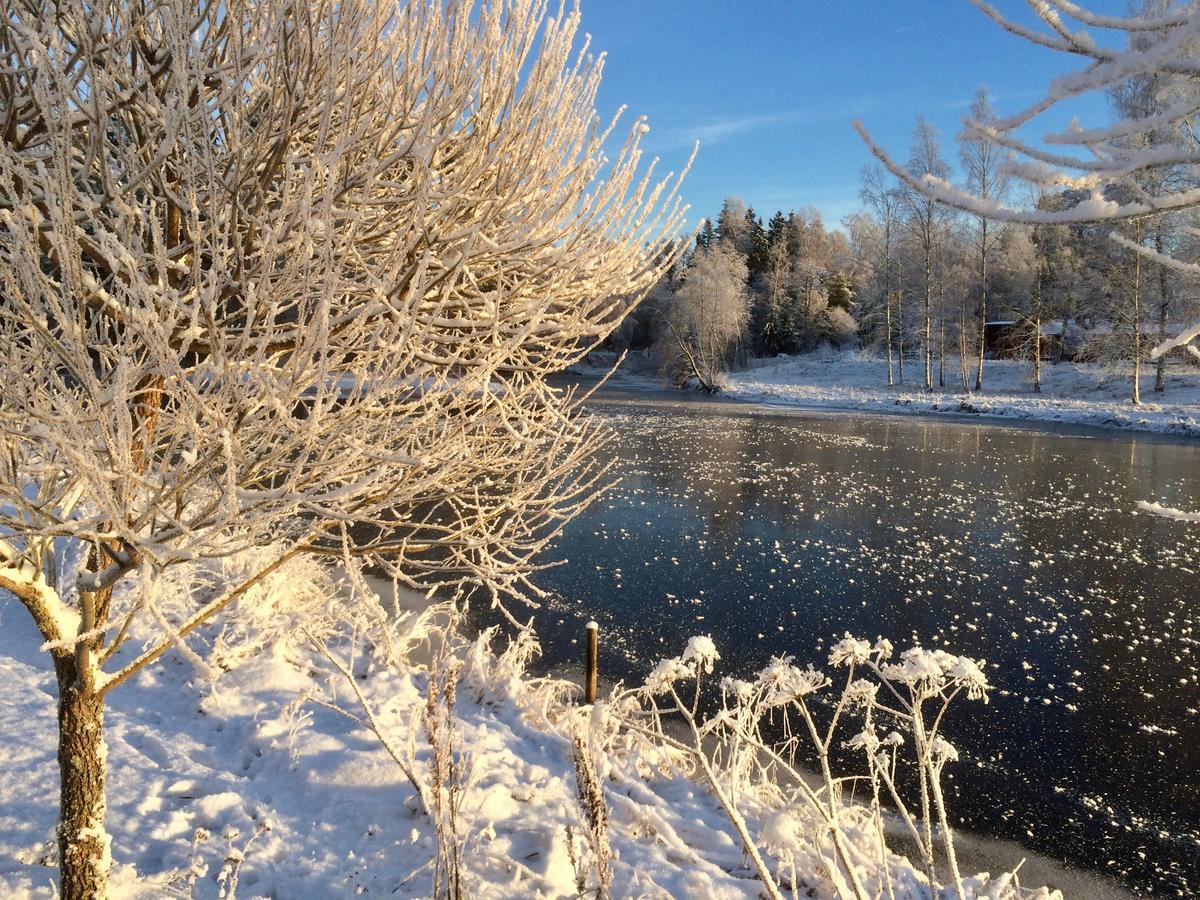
[745,206,770,279]
[715,196,750,252]
[766,209,789,248]
[825,272,855,312]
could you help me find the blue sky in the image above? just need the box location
[577,1,1124,229]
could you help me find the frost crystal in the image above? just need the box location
[931,736,959,764]
[720,676,754,702]
[828,633,872,668]
[756,656,829,707]
[644,657,692,694]
[844,678,878,705]
[682,635,720,672]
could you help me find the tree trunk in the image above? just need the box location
[1033,316,1042,394]
[974,221,988,392]
[1033,250,1043,394]
[885,291,895,386]
[958,298,970,392]
[1155,229,1169,394]
[937,276,946,389]
[54,656,109,900]
[923,242,933,392]
[884,242,894,387]
[1131,222,1143,407]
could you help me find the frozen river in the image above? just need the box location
[522,390,1200,897]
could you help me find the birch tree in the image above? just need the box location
[859,165,902,385]
[959,88,1011,391]
[1107,0,1194,394]
[0,1,690,896]
[898,118,952,392]
[856,0,1200,368]
[660,242,750,391]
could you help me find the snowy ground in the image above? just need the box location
[1,552,1047,899]
[0,580,767,897]
[580,350,1200,437]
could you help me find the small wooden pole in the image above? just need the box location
[584,621,599,704]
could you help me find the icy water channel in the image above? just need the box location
[521,391,1200,897]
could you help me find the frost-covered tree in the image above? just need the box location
[959,88,1012,391]
[898,118,953,391]
[859,165,903,384]
[856,0,1200,370]
[715,196,752,254]
[1107,1,1195,394]
[655,201,857,366]
[759,228,798,355]
[745,206,771,279]
[660,243,750,391]
[0,1,689,896]
[1027,192,1081,392]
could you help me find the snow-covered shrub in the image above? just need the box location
[657,243,751,392]
[568,725,614,899]
[607,634,1059,900]
[825,306,861,346]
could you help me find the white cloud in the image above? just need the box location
[655,110,805,150]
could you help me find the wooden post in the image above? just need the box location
[584,621,599,704]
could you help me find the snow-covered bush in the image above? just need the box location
[605,634,1059,900]
[825,306,861,346]
[197,564,1065,899]
[657,244,751,392]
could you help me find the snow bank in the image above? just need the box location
[579,350,1200,437]
[0,551,1063,898]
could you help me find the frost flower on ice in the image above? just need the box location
[828,633,872,668]
[682,635,720,673]
[756,655,829,707]
[873,637,894,660]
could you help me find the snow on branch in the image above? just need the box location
[1109,231,1200,277]
[1149,319,1200,360]
[1041,0,1198,32]
[0,0,690,688]
[1041,93,1200,146]
[858,1,1200,371]
[0,538,78,646]
[856,121,1200,224]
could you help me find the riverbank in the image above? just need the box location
[3,550,1055,899]
[576,350,1200,438]
[530,388,1199,894]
